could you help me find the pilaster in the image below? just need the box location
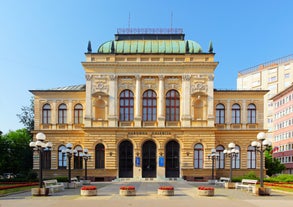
[134,75,142,127]
[108,74,118,127]
[207,74,215,127]
[181,74,191,127]
[85,74,93,127]
[158,75,165,127]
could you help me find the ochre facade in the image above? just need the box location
[30,29,268,181]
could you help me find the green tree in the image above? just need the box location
[265,146,285,176]
[17,97,34,132]
[0,129,33,175]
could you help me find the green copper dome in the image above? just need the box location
[97,40,202,54]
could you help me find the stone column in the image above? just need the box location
[84,74,93,127]
[207,74,215,127]
[134,75,141,127]
[108,74,118,127]
[158,75,165,127]
[181,74,191,127]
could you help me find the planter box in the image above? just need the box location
[119,189,136,196]
[80,189,97,196]
[31,188,50,196]
[198,189,214,196]
[158,189,174,196]
[254,187,271,196]
[225,182,236,189]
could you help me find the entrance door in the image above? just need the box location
[165,140,180,178]
[119,140,133,178]
[142,140,156,178]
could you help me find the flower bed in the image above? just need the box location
[119,186,136,196]
[80,185,97,196]
[158,186,174,196]
[197,186,214,196]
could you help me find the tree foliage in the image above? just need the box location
[265,146,286,176]
[17,97,34,132]
[0,129,33,175]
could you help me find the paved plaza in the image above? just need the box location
[1,181,293,207]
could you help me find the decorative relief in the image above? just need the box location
[208,74,214,81]
[109,74,116,81]
[164,76,181,91]
[92,76,109,94]
[142,76,158,90]
[182,74,191,81]
[85,74,93,81]
[191,82,208,93]
[118,77,135,90]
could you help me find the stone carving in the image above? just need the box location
[85,74,93,81]
[191,82,208,93]
[182,74,191,81]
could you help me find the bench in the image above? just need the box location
[71,177,82,187]
[236,179,258,191]
[43,179,64,193]
[215,177,230,186]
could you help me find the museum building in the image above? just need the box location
[30,28,268,181]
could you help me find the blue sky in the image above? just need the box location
[0,0,292,133]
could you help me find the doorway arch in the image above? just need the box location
[119,140,133,178]
[165,140,180,178]
[142,140,157,178]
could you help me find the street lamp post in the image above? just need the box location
[29,132,52,188]
[82,148,91,180]
[251,132,272,188]
[208,149,219,182]
[62,143,75,184]
[223,142,239,182]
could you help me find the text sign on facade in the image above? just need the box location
[159,156,164,167]
[135,156,140,167]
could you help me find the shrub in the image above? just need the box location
[56,176,69,182]
[264,174,293,183]
[232,171,259,182]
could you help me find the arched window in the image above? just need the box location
[58,104,67,124]
[232,145,240,169]
[247,104,256,124]
[74,104,83,124]
[232,104,241,124]
[216,104,225,124]
[42,104,51,124]
[194,99,203,120]
[142,90,157,121]
[247,145,256,169]
[166,90,180,121]
[194,143,203,169]
[119,90,134,121]
[58,145,67,169]
[95,144,105,169]
[216,145,225,169]
[74,146,83,169]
